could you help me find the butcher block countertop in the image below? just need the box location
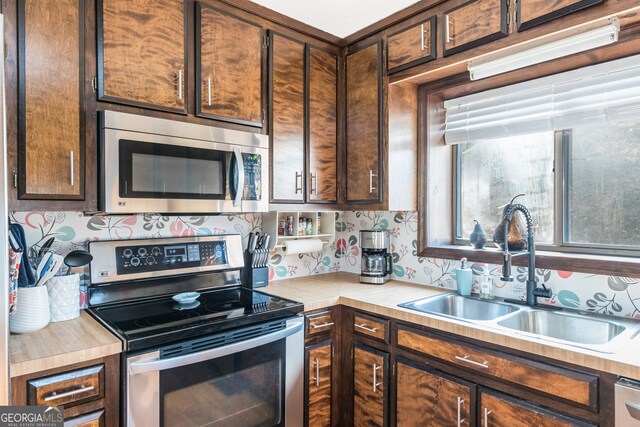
[264,272,640,379]
[10,311,122,378]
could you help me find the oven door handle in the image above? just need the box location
[128,320,302,375]
[232,147,245,208]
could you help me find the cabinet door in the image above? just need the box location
[353,343,388,427]
[307,47,337,203]
[479,390,596,427]
[396,359,473,427]
[387,17,436,74]
[197,5,263,127]
[18,0,84,200]
[305,340,332,427]
[346,42,383,204]
[99,0,186,112]
[517,0,603,31]
[443,0,508,57]
[269,32,305,203]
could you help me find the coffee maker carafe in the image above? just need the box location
[360,229,392,284]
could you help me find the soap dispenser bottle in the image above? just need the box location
[455,257,473,296]
[479,265,494,299]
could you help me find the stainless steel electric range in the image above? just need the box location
[86,235,304,427]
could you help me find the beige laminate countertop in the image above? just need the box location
[263,272,640,379]
[10,311,122,378]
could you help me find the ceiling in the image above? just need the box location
[249,0,423,39]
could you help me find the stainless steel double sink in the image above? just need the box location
[399,293,640,353]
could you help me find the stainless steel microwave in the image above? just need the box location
[100,111,269,214]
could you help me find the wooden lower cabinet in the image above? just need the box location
[396,358,474,427]
[306,340,332,427]
[353,343,388,427]
[479,389,596,427]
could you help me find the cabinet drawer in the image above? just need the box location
[387,17,436,73]
[443,0,508,57]
[517,0,603,32]
[64,410,105,427]
[353,313,389,343]
[397,326,597,409]
[306,311,335,336]
[27,365,104,407]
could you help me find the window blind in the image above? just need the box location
[444,54,640,145]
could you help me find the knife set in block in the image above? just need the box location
[241,232,270,288]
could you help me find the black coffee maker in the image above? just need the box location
[359,229,392,284]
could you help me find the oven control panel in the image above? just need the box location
[115,241,227,274]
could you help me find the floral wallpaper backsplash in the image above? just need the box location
[9,210,640,320]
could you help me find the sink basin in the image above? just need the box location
[498,309,640,350]
[399,293,520,321]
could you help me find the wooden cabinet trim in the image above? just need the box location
[387,16,437,74]
[96,0,188,114]
[195,3,264,127]
[517,0,604,32]
[396,324,598,410]
[480,388,597,427]
[353,312,389,343]
[442,0,509,57]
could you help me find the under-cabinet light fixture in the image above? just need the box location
[467,17,620,81]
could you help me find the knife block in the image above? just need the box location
[241,251,269,288]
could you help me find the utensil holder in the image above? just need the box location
[9,286,51,333]
[46,274,80,322]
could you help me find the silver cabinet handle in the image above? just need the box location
[177,69,183,100]
[44,385,94,402]
[455,355,489,369]
[369,170,377,194]
[311,321,334,329]
[457,397,466,427]
[295,171,302,194]
[446,15,453,43]
[483,408,491,426]
[627,403,640,421]
[207,77,212,106]
[372,363,382,392]
[312,357,320,387]
[232,147,244,208]
[421,23,426,51]
[310,172,317,195]
[355,323,378,333]
[69,151,74,186]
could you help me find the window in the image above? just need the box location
[445,54,640,255]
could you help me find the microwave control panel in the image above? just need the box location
[242,153,261,201]
[115,241,227,274]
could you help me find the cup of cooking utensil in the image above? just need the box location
[46,273,80,322]
[9,286,51,333]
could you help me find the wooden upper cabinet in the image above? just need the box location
[18,0,84,200]
[346,42,383,204]
[196,5,264,126]
[396,361,474,427]
[387,17,436,74]
[307,47,337,203]
[443,0,508,57]
[99,0,186,113]
[517,0,603,31]
[479,390,596,427]
[353,344,388,427]
[306,340,332,427]
[269,32,305,203]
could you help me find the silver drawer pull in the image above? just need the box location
[421,24,426,51]
[312,357,320,387]
[355,323,378,333]
[457,397,465,426]
[207,77,212,106]
[177,69,183,100]
[69,151,74,186]
[44,385,94,402]
[483,408,491,426]
[446,15,454,42]
[372,364,382,392]
[311,321,334,329]
[627,403,640,421]
[295,171,302,194]
[368,170,377,194]
[455,355,489,369]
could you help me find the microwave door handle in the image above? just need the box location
[232,147,245,208]
[128,320,302,375]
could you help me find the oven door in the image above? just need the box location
[102,127,268,214]
[125,317,303,427]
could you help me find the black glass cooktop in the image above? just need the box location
[88,287,303,352]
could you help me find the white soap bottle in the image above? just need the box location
[479,265,493,300]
